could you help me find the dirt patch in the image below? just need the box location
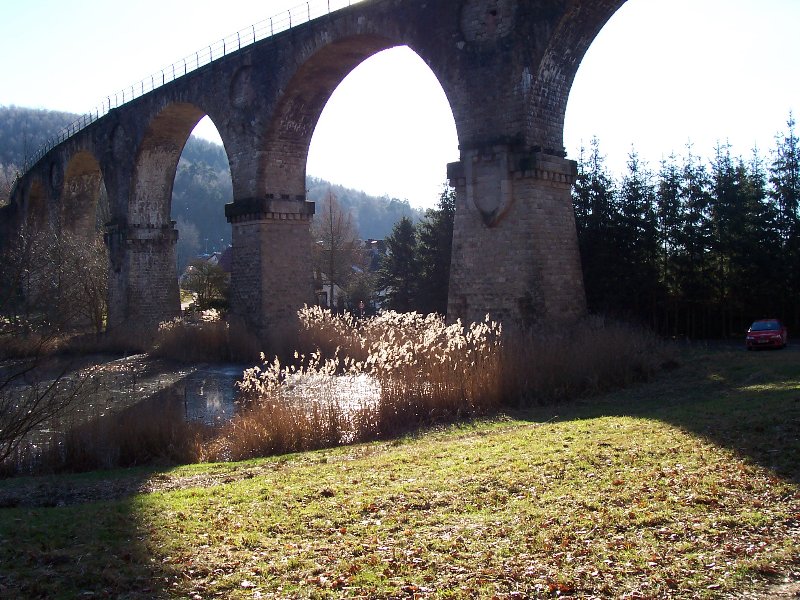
[733,578,800,599]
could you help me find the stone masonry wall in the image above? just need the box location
[8,0,634,339]
[228,199,315,346]
[123,225,180,331]
[448,150,586,327]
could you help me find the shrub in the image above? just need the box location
[150,311,260,363]
[499,319,669,405]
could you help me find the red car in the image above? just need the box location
[746,319,788,350]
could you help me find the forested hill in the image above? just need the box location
[0,106,76,166]
[0,106,422,266]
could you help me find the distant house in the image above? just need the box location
[364,239,387,272]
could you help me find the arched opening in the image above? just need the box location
[261,39,459,208]
[259,35,398,201]
[172,116,234,312]
[262,40,459,314]
[63,151,108,238]
[307,46,460,213]
[60,151,110,333]
[133,103,208,226]
[130,103,233,323]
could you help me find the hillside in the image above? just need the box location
[0,106,422,267]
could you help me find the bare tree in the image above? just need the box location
[0,164,17,207]
[1,225,108,335]
[0,360,96,466]
[0,225,103,468]
[183,258,229,310]
[312,190,362,310]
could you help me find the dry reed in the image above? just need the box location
[151,310,260,363]
[216,309,670,462]
[2,308,671,475]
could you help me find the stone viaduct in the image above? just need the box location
[3,0,627,343]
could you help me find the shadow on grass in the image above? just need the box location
[0,470,174,598]
[0,356,213,598]
[514,344,800,486]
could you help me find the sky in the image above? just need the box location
[1,0,798,209]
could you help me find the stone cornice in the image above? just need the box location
[225,197,315,224]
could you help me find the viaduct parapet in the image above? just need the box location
[4,0,628,342]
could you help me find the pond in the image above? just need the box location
[180,364,244,424]
[3,354,383,475]
[180,366,382,424]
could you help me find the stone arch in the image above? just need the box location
[527,0,628,153]
[125,102,234,329]
[259,34,461,199]
[62,150,107,238]
[131,102,209,225]
[126,102,206,328]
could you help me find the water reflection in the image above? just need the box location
[282,372,381,410]
[182,365,244,424]
[181,367,382,425]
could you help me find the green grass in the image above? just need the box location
[0,347,798,598]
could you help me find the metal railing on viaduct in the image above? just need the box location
[23,0,361,171]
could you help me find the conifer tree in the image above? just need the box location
[415,186,455,315]
[617,149,660,323]
[708,142,749,334]
[379,217,419,312]
[655,154,683,335]
[676,146,713,337]
[769,113,800,323]
[769,113,800,248]
[572,138,618,314]
[737,151,781,321]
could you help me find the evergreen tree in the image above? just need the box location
[379,217,419,312]
[676,146,713,337]
[655,154,683,335]
[572,138,618,314]
[415,186,455,315]
[769,113,800,248]
[708,142,750,334]
[616,149,660,324]
[769,113,800,323]
[737,151,781,321]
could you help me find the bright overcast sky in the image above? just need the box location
[1,0,798,208]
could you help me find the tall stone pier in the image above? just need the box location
[226,197,315,345]
[447,149,586,326]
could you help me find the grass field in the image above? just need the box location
[0,346,798,598]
